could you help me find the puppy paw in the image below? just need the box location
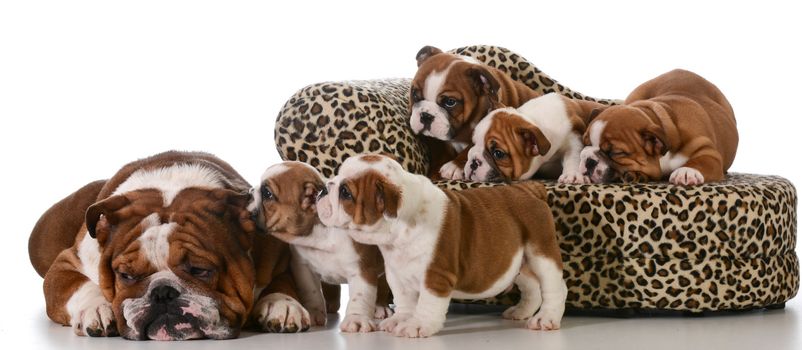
[558,172,590,184]
[502,304,536,320]
[307,307,327,327]
[253,293,311,333]
[392,316,443,338]
[669,167,704,185]
[340,314,375,333]
[526,309,562,331]
[439,161,464,180]
[378,313,412,333]
[374,304,394,319]
[70,293,118,337]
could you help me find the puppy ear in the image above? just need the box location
[641,125,669,156]
[85,195,131,245]
[588,107,605,120]
[416,46,443,67]
[375,180,401,218]
[517,126,552,157]
[582,128,591,146]
[467,66,500,97]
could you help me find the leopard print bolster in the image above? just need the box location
[273,45,798,312]
[437,175,798,312]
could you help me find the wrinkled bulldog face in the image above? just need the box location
[580,106,668,183]
[409,46,500,141]
[86,188,255,340]
[316,155,402,245]
[249,162,324,241]
[465,109,552,181]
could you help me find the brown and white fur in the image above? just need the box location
[249,161,394,333]
[465,93,605,182]
[29,151,311,340]
[317,154,566,337]
[579,69,738,185]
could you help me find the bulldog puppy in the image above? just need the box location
[317,154,567,338]
[250,161,394,333]
[579,69,738,184]
[410,46,543,180]
[29,151,312,340]
[464,93,606,183]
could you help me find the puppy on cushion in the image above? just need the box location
[465,93,606,183]
[579,69,738,185]
[250,161,394,333]
[317,154,567,337]
[30,151,311,340]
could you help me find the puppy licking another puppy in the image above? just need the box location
[317,154,567,338]
[250,161,394,333]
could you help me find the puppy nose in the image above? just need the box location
[585,158,598,171]
[420,112,434,126]
[470,159,480,171]
[150,285,180,304]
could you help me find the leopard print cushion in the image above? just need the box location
[274,45,799,312]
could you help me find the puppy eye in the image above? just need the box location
[339,184,353,200]
[442,97,459,109]
[260,185,274,200]
[187,266,213,280]
[411,89,423,102]
[492,149,507,160]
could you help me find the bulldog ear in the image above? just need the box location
[207,189,258,234]
[301,181,323,212]
[467,66,500,98]
[375,180,401,218]
[85,195,131,244]
[416,45,443,67]
[641,125,669,156]
[517,126,552,157]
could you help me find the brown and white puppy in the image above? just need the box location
[579,69,738,185]
[250,161,394,333]
[410,46,543,180]
[465,93,605,182]
[317,154,567,338]
[29,151,311,340]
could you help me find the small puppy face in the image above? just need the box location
[465,109,552,181]
[86,188,255,340]
[316,155,402,244]
[409,46,500,141]
[580,106,667,183]
[250,162,325,240]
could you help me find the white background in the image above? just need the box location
[1,1,800,348]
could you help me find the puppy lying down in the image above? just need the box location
[317,154,567,338]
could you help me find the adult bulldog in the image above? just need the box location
[28,151,311,340]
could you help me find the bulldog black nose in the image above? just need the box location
[420,112,434,126]
[470,159,480,171]
[150,285,180,304]
[585,158,598,172]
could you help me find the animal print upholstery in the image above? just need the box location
[274,45,799,312]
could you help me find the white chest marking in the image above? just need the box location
[291,226,362,284]
[113,164,226,206]
[77,233,101,284]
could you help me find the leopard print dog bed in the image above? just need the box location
[274,45,798,313]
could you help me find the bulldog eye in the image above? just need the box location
[442,97,459,109]
[492,149,508,160]
[117,271,140,283]
[339,184,353,200]
[260,185,274,200]
[608,150,629,158]
[188,266,213,280]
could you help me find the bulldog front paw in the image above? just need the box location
[439,161,464,180]
[374,304,394,319]
[70,297,118,337]
[526,309,562,331]
[391,316,443,338]
[669,167,704,185]
[378,313,412,333]
[340,314,375,333]
[253,293,311,333]
[558,172,590,184]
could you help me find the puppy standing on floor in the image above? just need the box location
[250,161,393,333]
[464,92,606,183]
[317,154,567,338]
